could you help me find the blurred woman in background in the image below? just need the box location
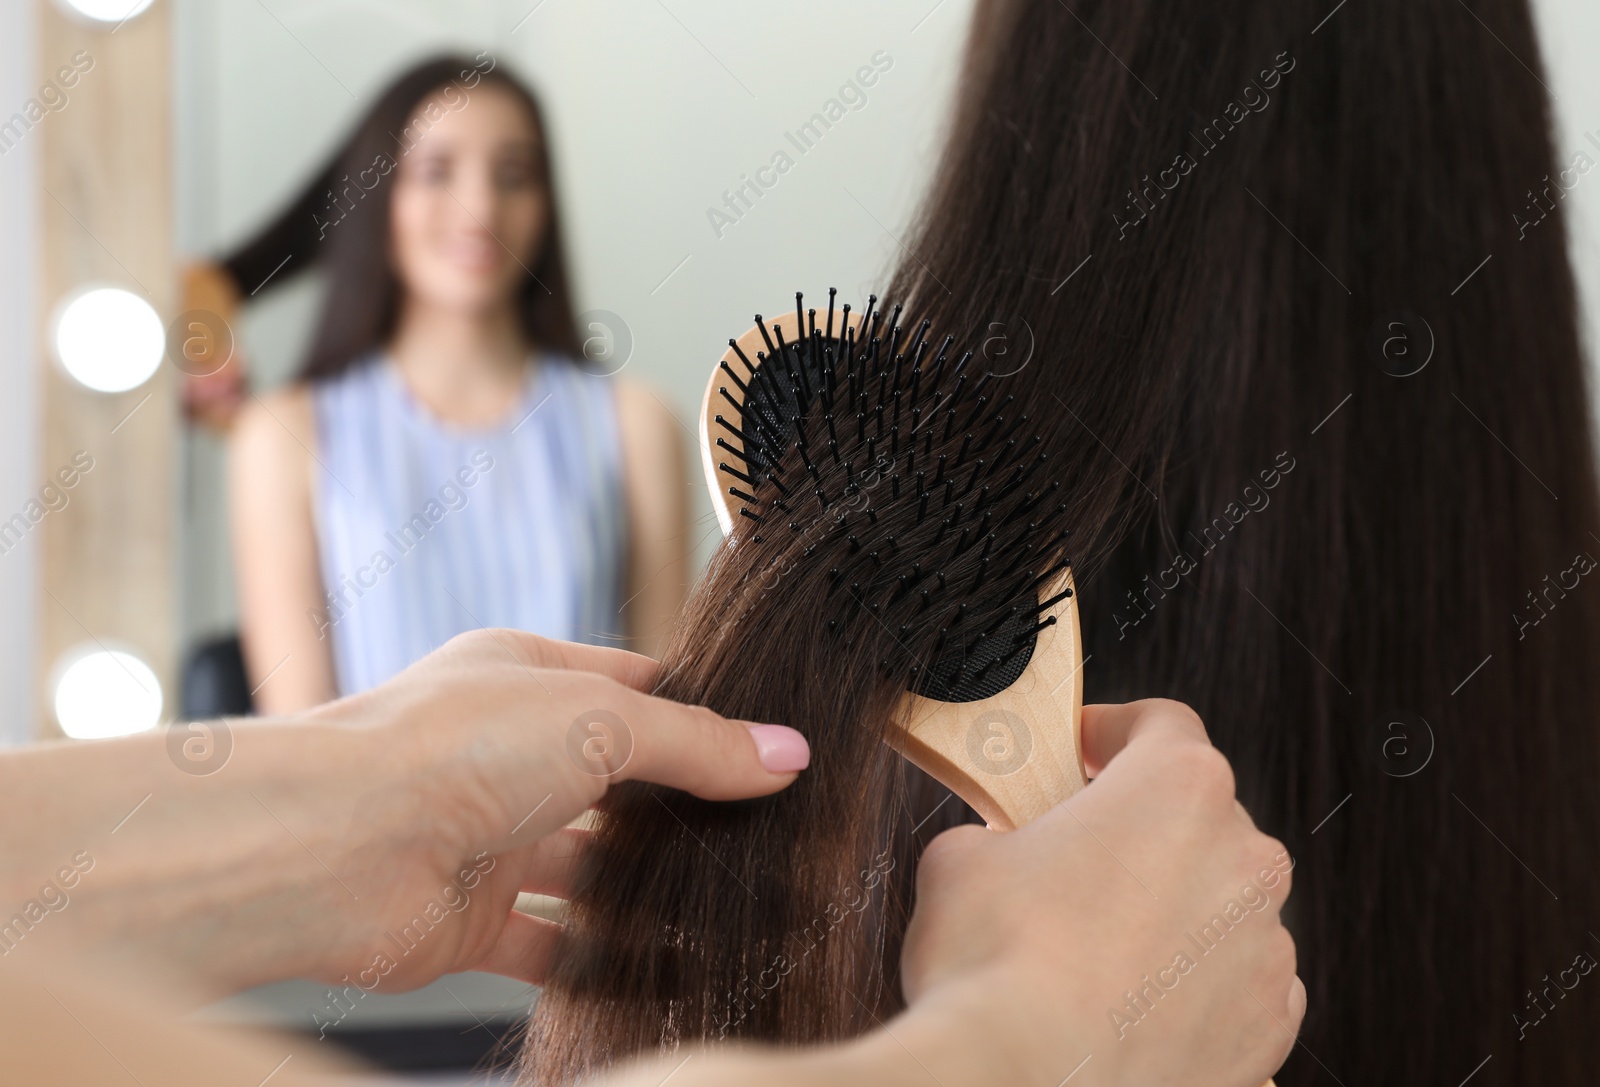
[214,56,687,712]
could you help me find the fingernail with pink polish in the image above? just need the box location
[746,724,810,773]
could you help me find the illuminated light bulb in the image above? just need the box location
[52,645,164,739]
[54,0,157,24]
[52,286,165,393]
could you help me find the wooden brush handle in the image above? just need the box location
[890,580,1280,1087]
[889,568,1086,831]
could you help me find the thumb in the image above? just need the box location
[1080,698,1210,778]
[586,685,811,800]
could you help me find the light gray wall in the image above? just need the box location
[0,0,1590,698]
[1532,0,1600,401]
[0,0,40,745]
[169,1,1600,648]
[173,0,978,644]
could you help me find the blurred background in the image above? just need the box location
[0,0,1597,1081]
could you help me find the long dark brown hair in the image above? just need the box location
[220,54,581,378]
[525,1,1600,1083]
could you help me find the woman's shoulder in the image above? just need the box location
[607,376,685,478]
[235,383,313,438]
[538,357,663,427]
[606,375,678,437]
[230,383,315,478]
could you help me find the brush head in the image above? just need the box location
[706,289,1072,706]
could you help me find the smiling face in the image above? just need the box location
[389,81,548,317]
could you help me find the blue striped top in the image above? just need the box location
[311,355,627,696]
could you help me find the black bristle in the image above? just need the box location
[962,394,992,435]
[963,459,986,499]
[1028,558,1071,590]
[715,414,765,457]
[947,372,970,413]
[719,462,757,487]
[718,289,1074,705]
[1029,586,1075,616]
[754,315,778,356]
[719,360,749,396]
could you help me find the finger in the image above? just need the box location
[610,687,809,800]
[475,910,563,985]
[1079,704,1131,778]
[516,827,590,898]
[1080,698,1209,777]
[919,822,992,867]
[1286,975,1307,1031]
[500,631,664,691]
[1257,975,1306,1083]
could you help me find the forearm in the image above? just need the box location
[239,603,340,713]
[0,717,399,993]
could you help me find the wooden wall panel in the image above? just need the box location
[36,1,175,738]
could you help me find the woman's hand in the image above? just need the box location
[1,675,1297,1087]
[0,630,807,998]
[603,700,1302,1087]
[300,629,811,991]
[177,261,250,433]
[893,699,1303,1086]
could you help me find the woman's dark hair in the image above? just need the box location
[220,54,581,379]
[524,1,1600,1083]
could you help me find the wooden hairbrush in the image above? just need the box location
[697,292,1278,1085]
[698,291,1086,831]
